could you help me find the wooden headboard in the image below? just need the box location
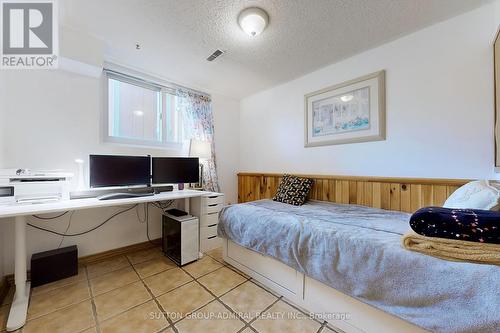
[238,173,469,213]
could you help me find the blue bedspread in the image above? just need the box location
[218,199,500,333]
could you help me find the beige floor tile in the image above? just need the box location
[221,281,277,322]
[324,326,345,333]
[197,267,247,297]
[205,247,224,263]
[23,300,95,333]
[100,300,168,333]
[156,281,214,321]
[0,304,8,332]
[94,281,151,321]
[226,264,250,279]
[81,328,98,333]
[86,256,130,279]
[251,301,321,333]
[143,268,193,296]
[126,247,164,265]
[241,328,257,333]
[89,266,139,296]
[182,256,223,278]
[175,300,245,333]
[28,280,90,319]
[31,265,87,296]
[249,279,282,298]
[133,257,176,278]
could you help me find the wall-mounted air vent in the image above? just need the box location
[206,49,225,62]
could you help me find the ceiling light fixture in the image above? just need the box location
[238,7,269,37]
[133,110,144,116]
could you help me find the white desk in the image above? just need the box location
[0,189,210,332]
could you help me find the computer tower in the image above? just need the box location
[162,213,199,266]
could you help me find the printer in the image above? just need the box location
[0,169,73,205]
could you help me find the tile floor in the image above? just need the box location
[0,247,344,333]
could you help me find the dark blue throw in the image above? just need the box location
[410,207,500,244]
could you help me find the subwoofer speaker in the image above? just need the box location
[30,245,78,287]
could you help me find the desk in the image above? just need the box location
[0,189,211,332]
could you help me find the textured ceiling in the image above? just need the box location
[61,0,491,99]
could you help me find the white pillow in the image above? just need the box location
[443,180,500,210]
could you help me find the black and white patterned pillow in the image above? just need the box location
[273,174,314,206]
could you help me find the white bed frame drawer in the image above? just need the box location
[225,240,303,299]
[223,239,427,333]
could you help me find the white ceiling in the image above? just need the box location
[61,0,491,99]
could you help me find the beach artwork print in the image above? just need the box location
[312,87,370,137]
[304,70,385,147]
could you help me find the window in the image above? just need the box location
[105,70,183,147]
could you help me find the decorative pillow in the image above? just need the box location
[273,174,314,206]
[409,206,500,244]
[443,180,500,211]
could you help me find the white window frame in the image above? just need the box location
[102,66,183,150]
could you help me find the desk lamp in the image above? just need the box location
[189,140,211,189]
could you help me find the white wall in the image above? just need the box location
[212,93,240,205]
[0,74,5,280]
[240,4,499,180]
[0,50,239,276]
[0,73,5,169]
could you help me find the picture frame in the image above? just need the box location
[304,70,386,147]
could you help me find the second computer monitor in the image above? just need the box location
[152,157,199,184]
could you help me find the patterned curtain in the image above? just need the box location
[176,88,220,192]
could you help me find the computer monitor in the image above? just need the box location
[89,155,151,188]
[152,157,199,184]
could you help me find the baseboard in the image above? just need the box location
[79,238,162,265]
[4,238,162,286]
[0,276,9,304]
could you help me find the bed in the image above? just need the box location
[218,199,500,333]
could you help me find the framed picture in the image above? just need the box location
[304,70,386,147]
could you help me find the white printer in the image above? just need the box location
[0,169,73,205]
